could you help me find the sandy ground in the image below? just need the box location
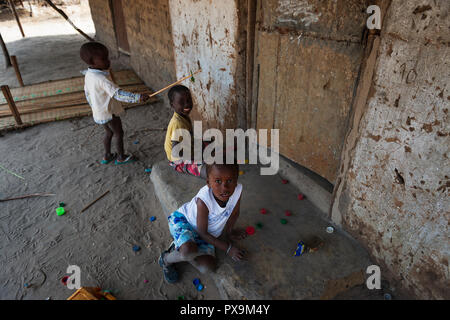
[0,3,221,300]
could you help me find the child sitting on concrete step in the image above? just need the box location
[159,163,248,283]
[164,85,207,178]
[80,41,149,165]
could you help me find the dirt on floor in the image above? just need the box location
[0,4,221,300]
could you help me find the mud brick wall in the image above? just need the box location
[122,0,176,97]
[333,0,450,299]
[88,0,119,56]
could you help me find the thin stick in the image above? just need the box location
[81,190,110,213]
[0,193,55,202]
[1,85,23,125]
[43,0,94,42]
[8,0,25,38]
[10,55,24,87]
[148,69,202,98]
[0,33,12,67]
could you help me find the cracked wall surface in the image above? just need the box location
[334,0,449,299]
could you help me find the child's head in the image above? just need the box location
[80,42,110,70]
[168,85,193,117]
[206,163,239,203]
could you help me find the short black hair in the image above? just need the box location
[168,85,190,104]
[206,163,240,178]
[80,42,108,65]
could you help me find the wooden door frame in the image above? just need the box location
[110,0,130,55]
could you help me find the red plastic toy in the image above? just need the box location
[260,208,267,214]
[285,210,292,216]
[246,226,256,235]
[282,179,288,184]
[298,194,305,200]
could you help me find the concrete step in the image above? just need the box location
[150,161,376,299]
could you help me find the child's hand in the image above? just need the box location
[229,229,247,241]
[228,246,246,261]
[140,93,150,102]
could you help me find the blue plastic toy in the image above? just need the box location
[193,278,203,291]
[150,216,156,222]
[294,241,307,256]
[133,245,141,252]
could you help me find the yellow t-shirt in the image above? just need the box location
[164,112,193,162]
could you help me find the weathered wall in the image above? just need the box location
[332,0,450,299]
[88,0,119,56]
[253,0,371,183]
[168,0,247,131]
[122,0,177,96]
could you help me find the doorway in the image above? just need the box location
[111,0,130,54]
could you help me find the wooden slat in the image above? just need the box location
[1,85,22,125]
[0,70,143,104]
[0,84,150,118]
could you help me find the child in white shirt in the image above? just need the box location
[159,163,247,283]
[80,42,149,164]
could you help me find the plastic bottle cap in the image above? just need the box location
[56,207,65,216]
[280,219,288,225]
[326,227,334,233]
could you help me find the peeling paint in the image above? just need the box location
[276,0,321,27]
[169,0,238,128]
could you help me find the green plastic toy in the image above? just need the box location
[56,207,65,216]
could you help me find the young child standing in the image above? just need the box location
[80,41,149,164]
[159,163,248,283]
[164,85,206,178]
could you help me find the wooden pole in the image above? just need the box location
[10,56,25,87]
[43,0,94,42]
[1,85,23,125]
[8,0,25,38]
[0,33,12,68]
[246,0,257,129]
[148,69,202,98]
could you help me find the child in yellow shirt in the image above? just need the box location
[164,85,205,178]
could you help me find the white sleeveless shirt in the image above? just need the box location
[177,184,243,237]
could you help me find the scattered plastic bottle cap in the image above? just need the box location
[24,283,30,288]
[256,223,263,229]
[144,280,149,283]
[56,207,65,216]
[280,219,288,225]
[239,170,244,176]
[197,284,204,291]
[145,168,152,173]
[59,202,66,207]
[193,278,200,286]
[294,241,307,256]
[178,295,185,300]
[150,216,156,222]
[285,210,292,216]
[246,226,256,235]
[133,140,139,144]
[384,293,392,300]
[132,245,141,252]
[260,208,267,214]
[282,179,288,184]
[326,227,334,233]
[298,194,305,200]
